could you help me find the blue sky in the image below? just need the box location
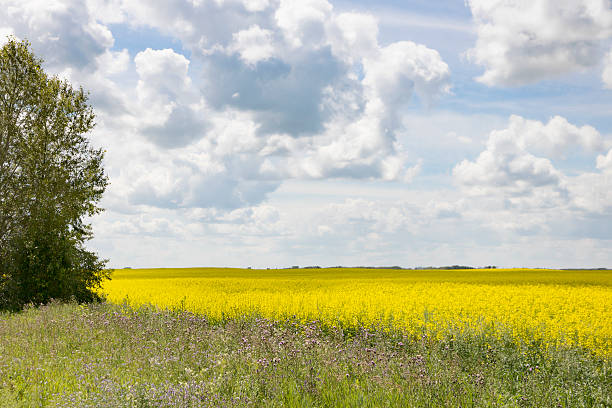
[2,0,611,268]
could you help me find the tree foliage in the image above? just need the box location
[0,38,109,309]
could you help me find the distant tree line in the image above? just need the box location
[281,265,497,270]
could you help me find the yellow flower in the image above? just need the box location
[102,267,612,356]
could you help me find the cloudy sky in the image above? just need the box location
[2,0,612,269]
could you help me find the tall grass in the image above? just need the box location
[1,301,610,407]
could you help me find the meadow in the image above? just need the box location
[0,267,610,407]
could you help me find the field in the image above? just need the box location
[1,267,611,407]
[103,268,612,357]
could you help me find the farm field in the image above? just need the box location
[103,267,612,357]
[1,268,610,407]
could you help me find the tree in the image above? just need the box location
[0,38,109,310]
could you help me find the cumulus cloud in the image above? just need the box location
[565,146,612,215]
[202,47,342,137]
[511,115,603,156]
[85,0,126,24]
[1,0,452,212]
[452,114,612,234]
[453,115,606,205]
[569,173,612,214]
[603,49,612,88]
[328,12,379,63]
[240,0,271,13]
[228,24,276,65]
[363,41,451,110]
[466,0,612,86]
[116,0,270,53]
[5,0,612,268]
[0,1,137,128]
[275,0,332,48]
[101,107,283,210]
[96,48,130,75]
[134,48,208,148]
[279,39,449,182]
[596,148,612,172]
[0,0,113,71]
[193,0,450,183]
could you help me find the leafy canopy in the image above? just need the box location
[0,37,109,309]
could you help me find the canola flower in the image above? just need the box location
[102,268,612,356]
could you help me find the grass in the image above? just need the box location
[1,301,610,407]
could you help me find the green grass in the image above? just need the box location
[0,301,610,407]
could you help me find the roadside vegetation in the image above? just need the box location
[1,301,610,407]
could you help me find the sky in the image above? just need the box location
[1,0,612,269]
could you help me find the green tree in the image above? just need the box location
[0,37,109,310]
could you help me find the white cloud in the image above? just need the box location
[568,171,612,213]
[135,48,190,83]
[284,39,450,182]
[0,1,135,128]
[134,48,208,148]
[453,115,612,222]
[100,107,280,211]
[275,0,333,48]
[0,27,15,44]
[134,47,192,114]
[603,49,612,88]
[228,24,275,65]
[453,115,607,200]
[4,0,612,269]
[511,115,603,156]
[328,12,379,62]
[596,147,612,172]
[94,181,612,269]
[145,0,450,184]
[363,41,451,109]
[92,7,451,210]
[95,49,130,75]
[455,147,564,198]
[86,0,126,24]
[1,0,114,71]
[467,0,612,86]
[241,0,270,12]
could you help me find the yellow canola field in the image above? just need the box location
[102,268,612,356]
